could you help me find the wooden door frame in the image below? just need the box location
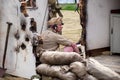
[78,0,87,51]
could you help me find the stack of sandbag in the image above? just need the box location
[36,64,77,80]
[36,51,87,80]
[69,61,98,80]
[36,51,120,80]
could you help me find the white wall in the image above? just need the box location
[0,0,3,67]
[27,0,48,33]
[0,0,48,79]
[0,0,20,68]
[87,0,120,50]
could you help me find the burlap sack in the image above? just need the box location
[40,51,83,65]
[52,72,77,80]
[53,78,61,80]
[87,58,120,80]
[83,74,98,80]
[36,64,70,78]
[36,64,59,77]
[70,62,86,78]
[36,64,77,80]
[59,72,76,80]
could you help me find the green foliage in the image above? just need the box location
[60,4,76,11]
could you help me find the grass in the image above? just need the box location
[60,3,76,11]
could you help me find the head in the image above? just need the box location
[48,17,64,33]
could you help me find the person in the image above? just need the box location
[48,0,63,20]
[39,17,80,53]
[75,0,80,13]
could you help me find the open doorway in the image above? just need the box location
[48,0,86,57]
[59,1,84,52]
[60,3,82,44]
[48,0,87,57]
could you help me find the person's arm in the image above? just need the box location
[55,33,80,53]
[71,43,80,53]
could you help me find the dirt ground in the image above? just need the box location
[62,10,82,43]
[0,10,82,80]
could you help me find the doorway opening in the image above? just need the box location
[48,0,87,56]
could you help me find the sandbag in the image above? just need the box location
[70,61,86,78]
[42,75,53,80]
[52,72,76,80]
[36,64,76,80]
[36,64,64,77]
[36,64,69,78]
[53,78,61,80]
[40,51,83,65]
[59,72,77,80]
[83,74,98,80]
[87,58,120,80]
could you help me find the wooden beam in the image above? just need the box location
[87,47,110,57]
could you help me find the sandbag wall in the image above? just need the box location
[36,51,88,80]
[36,51,120,80]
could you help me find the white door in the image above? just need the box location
[110,14,120,54]
[0,0,48,79]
